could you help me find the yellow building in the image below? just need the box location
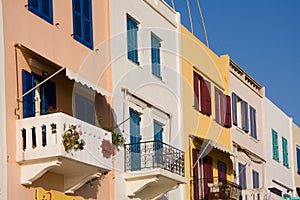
[181,26,241,200]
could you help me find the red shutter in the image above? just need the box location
[200,78,205,114]
[215,88,220,124]
[192,149,200,200]
[204,80,211,115]
[224,95,232,128]
[203,156,213,198]
[193,72,199,111]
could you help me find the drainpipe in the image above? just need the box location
[0,0,7,198]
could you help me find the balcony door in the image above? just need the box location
[218,160,227,181]
[203,156,213,199]
[154,121,163,165]
[130,109,141,171]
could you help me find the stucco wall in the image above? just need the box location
[264,97,294,195]
[293,123,300,195]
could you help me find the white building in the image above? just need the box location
[264,97,295,198]
[229,60,266,199]
[110,0,186,199]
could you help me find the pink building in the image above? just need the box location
[2,0,114,199]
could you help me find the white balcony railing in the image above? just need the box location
[16,112,112,193]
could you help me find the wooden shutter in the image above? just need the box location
[193,72,200,111]
[203,156,213,198]
[215,88,220,124]
[192,149,200,200]
[241,101,249,132]
[151,35,161,78]
[272,130,279,160]
[250,106,257,139]
[232,93,238,126]
[22,70,35,118]
[282,137,288,167]
[252,170,259,188]
[297,147,300,174]
[127,17,138,64]
[217,160,227,181]
[224,95,232,128]
[41,80,56,115]
[238,163,246,189]
[28,0,39,10]
[204,80,211,115]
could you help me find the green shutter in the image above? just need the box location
[282,137,289,167]
[272,130,279,161]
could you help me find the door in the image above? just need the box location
[218,160,227,181]
[130,109,141,171]
[203,156,213,199]
[154,121,163,165]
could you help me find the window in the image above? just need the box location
[75,94,96,125]
[218,160,227,181]
[252,170,259,188]
[22,70,56,118]
[250,106,257,139]
[28,0,53,24]
[72,0,93,49]
[193,71,211,115]
[282,137,289,167]
[154,121,163,164]
[215,87,231,127]
[151,34,161,78]
[272,129,279,161]
[232,93,249,132]
[127,16,139,64]
[238,162,247,190]
[297,147,300,175]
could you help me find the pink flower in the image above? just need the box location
[79,130,83,136]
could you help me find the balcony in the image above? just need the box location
[124,140,187,199]
[16,112,112,194]
[191,177,242,200]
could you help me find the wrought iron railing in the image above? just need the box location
[124,140,185,177]
[190,177,242,200]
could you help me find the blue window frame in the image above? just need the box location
[28,0,53,24]
[72,0,93,49]
[297,147,300,175]
[151,34,161,78]
[272,129,279,161]
[154,121,163,165]
[127,16,139,64]
[250,106,257,139]
[282,137,289,167]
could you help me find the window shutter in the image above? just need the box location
[297,147,300,174]
[22,70,35,118]
[127,17,138,64]
[151,36,161,78]
[232,93,237,126]
[28,0,39,10]
[215,88,220,124]
[41,80,56,115]
[83,0,93,45]
[241,101,249,132]
[192,149,200,200]
[238,163,247,190]
[42,0,51,17]
[204,80,211,115]
[224,95,232,128]
[272,130,279,161]
[199,78,205,114]
[193,72,199,111]
[250,106,257,139]
[252,170,259,188]
[217,160,227,181]
[282,137,288,167]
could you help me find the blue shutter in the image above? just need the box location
[28,0,53,24]
[252,170,259,189]
[297,147,300,174]
[154,121,163,164]
[151,35,161,78]
[130,109,141,171]
[127,17,138,64]
[232,93,237,126]
[238,163,246,189]
[241,101,249,132]
[72,0,93,49]
[22,70,35,118]
[282,137,289,167]
[250,106,257,139]
[272,130,279,161]
[41,80,56,115]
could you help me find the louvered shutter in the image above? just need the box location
[192,149,199,200]
[232,93,237,126]
[193,72,199,111]
[250,106,257,139]
[241,101,249,132]
[22,70,35,118]
[224,95,232,128]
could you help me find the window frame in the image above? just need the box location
[28,0,53,24]
[72,0,94,49]
[127,15,139,65]
[272,129,279,161]
[151,33,162,79]
[282,137,289,167]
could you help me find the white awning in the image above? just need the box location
[66,69,111,96]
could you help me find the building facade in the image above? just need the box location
[110,0,186,199]
[2,0,114,199]
[181,26,241,200]
[264,97,295,199]
[293,122,300,197]
[229,60,266,199]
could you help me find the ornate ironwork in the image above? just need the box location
[190,177,242,200]
[124,140,185,177]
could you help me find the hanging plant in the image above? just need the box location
[103,127,125,152]
[62,124,85,152]
[101,139,114,158]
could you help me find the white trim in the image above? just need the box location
[0,0,7,198]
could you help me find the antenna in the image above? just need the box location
[196,0,209,47]
[185,0,194,34]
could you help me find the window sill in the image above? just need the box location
[235,126,246,135]
[128,58,140,67]
[273,158,280,163]
[249,136,259,143]
[152,74,164,83]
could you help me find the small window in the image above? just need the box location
[151,34,161,79]
[127,16,139,64]
[282,137,289,167]
[272,129,279,161]
[72,0,93,49]
[28,0,53,24]
[193,71,211,115]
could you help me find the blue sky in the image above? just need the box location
[165,0,300,126]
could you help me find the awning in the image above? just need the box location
[190,135,235,156]
[66,69,111,96]
[235,143,265,164]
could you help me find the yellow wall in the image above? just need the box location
[181,25,232,199]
